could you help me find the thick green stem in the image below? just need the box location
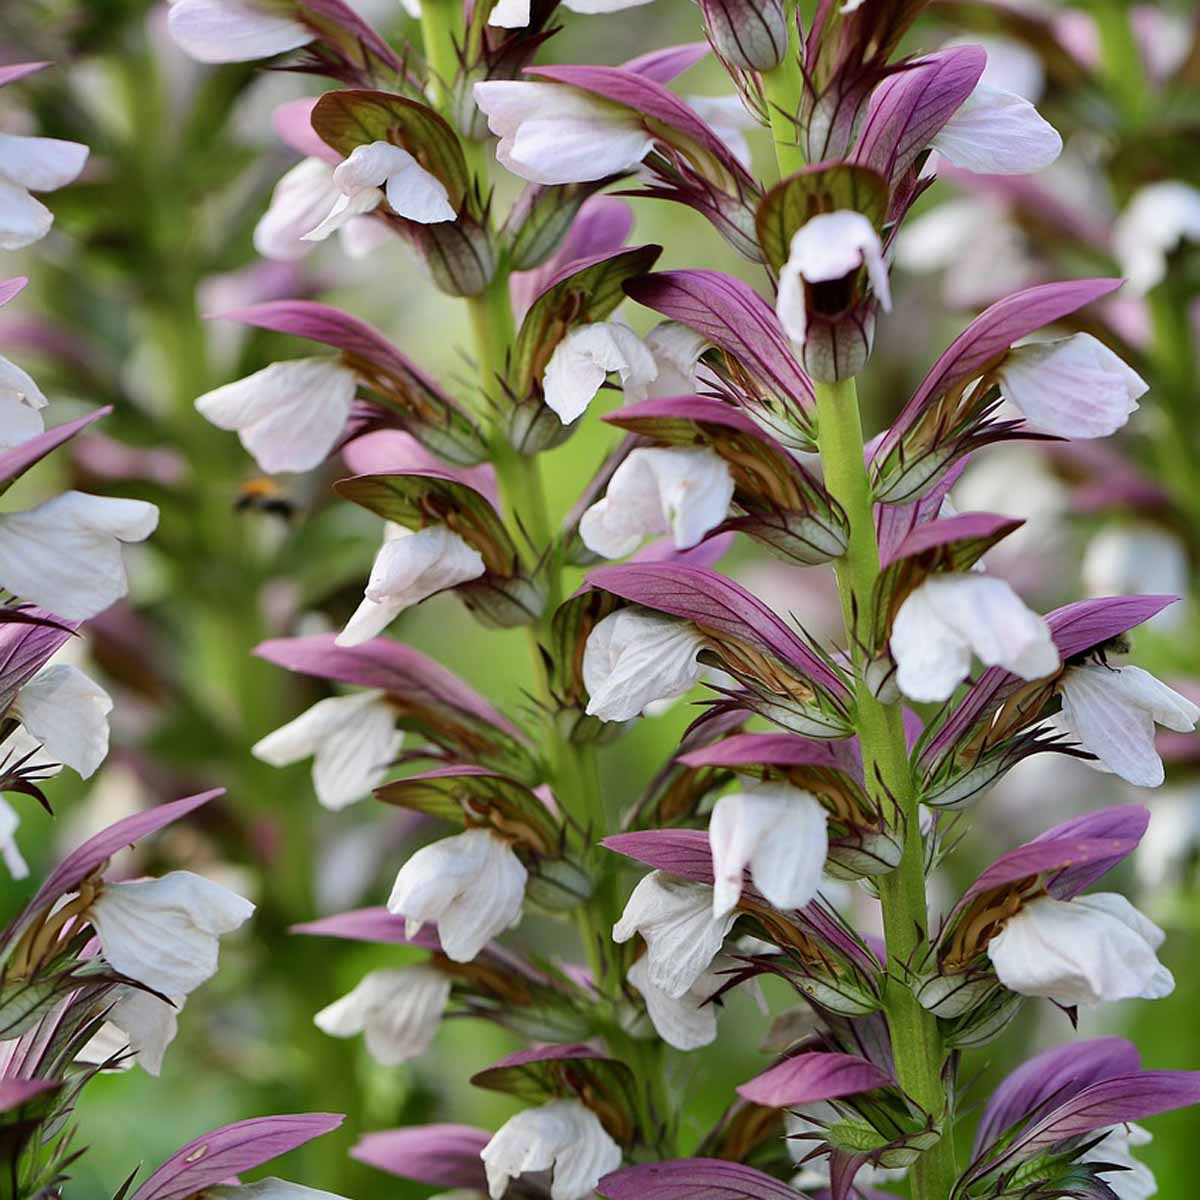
[760,0,807,177]
[814,379,957,1199]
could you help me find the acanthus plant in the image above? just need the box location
[164,1,1199,1199]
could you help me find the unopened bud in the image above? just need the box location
[698,0,789,72]
[412,215,496,297]
[458,574,546,629]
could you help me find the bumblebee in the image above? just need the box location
[1064,632,1132,669]
[235,478,298,520]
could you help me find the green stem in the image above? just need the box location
[1147,285,1200,533]
[1092,0,1149,129]
[814,379,957,1199]
[419,0,461,111]
[760,0,807,178]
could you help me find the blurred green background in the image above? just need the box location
[0,0,1197,1195]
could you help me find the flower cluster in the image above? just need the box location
[0,63,351,1200]
[17,0,1189,1197]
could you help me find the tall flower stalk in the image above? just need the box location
[156,0,1200,1197]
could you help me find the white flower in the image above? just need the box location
[643,321,716,397]
[685,95,757,169]
[0,353,49,450]
[336,524,486,647]
[582,608,706,722]
[1112,181,1200,295]
[890,573,1059,703]
[776,211,892,346]
[708,782,828,917]
[987,891,1174,1006]
[1082,526,1188,631]
[0,492,159,622]
[613,871,736,998]
[166,0,314,63]
[542,322,657,424]
[481,1099,622,1200]
[787,1107,907,1190]
[559,0,656,12]
[253,158,382,262]
[627,953,723,1051]
[580,447,734,559]
[303,142,455,242]
[14,664,112,779]
[206,1181,349,1200]
[1057,664,1200,788]
[473,81,654,185]
[995,333,1146,439]
[387,827,527,963]
[314,965,450,1065]
[78,986,180,1076]
[89,870,255,996]
[0,796,27,880]
[0,131,89,251]
[195,357,359,475]
[930,83,1062,174]
[1081,1124,1157,1200]
[252,690,402,810]
[487,0,531,26]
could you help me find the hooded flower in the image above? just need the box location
[580,447,734,558]
[335,524,486,647]
[708,782,828,917]
[0,352,49,450]
[0,492,159,621]
[481,1099,622,1200]
[1057,664,1200,788]
[987,891,1174,1007]
[1112,180,1200,295]
[582,608,706,721]
[930,83,1062,174]
[627,952,725,1051]
[890,572,1059,703]
[253,158,383,262]
[166,0,314,63]
[251,690,402,810]
[13,663,113,779]
[78,986,181,1076]
[195,357,359,475]
[314,965,450,1065]
[542,322,657,424]
[303,142,456,242]
[775,211,892,347]
[612,871,736,998]
[995,333,1146,439]
[88,870,255,996]
[474,81,654,185]
[0,129,89,250]
[387,827,527,962]
[642,322,716,397]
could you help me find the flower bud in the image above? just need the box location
[458,573,547,629]
[411,215,496,297]
[940,986,1022,1049]
[525,857,595,912]
[698,0,789,72]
